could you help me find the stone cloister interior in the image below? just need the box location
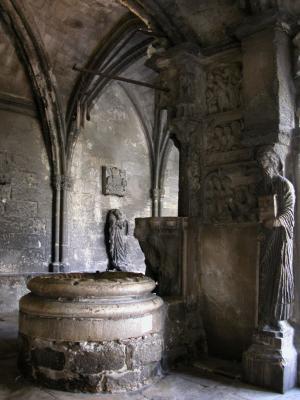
[3,0,300,399]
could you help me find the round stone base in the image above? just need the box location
[19,332,163,393]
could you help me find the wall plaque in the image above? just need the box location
[102,166,127,197]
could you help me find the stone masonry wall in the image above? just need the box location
[19,332,163,393]
[0,19,52,313]
[0,19,32,100]
[68,83,152,272]
[0,109,52,275]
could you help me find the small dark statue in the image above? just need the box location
[105,209,129,271]
[257,147,295,329]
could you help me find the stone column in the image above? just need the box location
[50,174,73,273]
[60,174,74,272]
[170,119,201,217]
[237,16,297,393]
[152,188,160,217]
[49,175,62,273]
[147,46,206,217]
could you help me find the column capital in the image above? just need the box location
[52,175,74,191]
[234,11,297,41]
[169,117,201,147]
[147,43,207,119]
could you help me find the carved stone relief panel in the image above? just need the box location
[102,166,127,197]
[206,119,244,153]
[134,217,186,297]
[204,166,257,223]
[204,118,253,165]
[206,63,242,115]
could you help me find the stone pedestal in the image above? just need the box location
[18,272,164,393]
[243,322,297,393]
[136,218,259,360]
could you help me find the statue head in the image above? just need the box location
[112,209,123,221]
[257,146,283,178]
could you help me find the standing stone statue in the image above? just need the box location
[257,147,295,329]
[243,146,297,393]
[105,209,129,271]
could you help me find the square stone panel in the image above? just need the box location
[102,166,127,197]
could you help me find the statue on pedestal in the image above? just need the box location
[243,147,297,393]
[257,147,295,329]
[105,209,129,271]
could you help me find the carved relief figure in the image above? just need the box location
[206,64,242,114]
[106,209,129,271]
[205,172,257,223]
[206,120,244,153]
[205,173,234,222]
[257,147,295,328]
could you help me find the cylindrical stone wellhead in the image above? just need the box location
[18,272,165,393]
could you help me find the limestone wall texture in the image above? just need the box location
[0,110,52,275]
[0,108,52,313]
[0,19,32,100]
[68,83,152,273]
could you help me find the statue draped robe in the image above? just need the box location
[259,175,295,326]
[108,212,129,271]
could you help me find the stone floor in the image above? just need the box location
[1,314,300,400]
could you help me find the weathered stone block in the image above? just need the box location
[105,370,140,392]
[70,222,102,248]
[34,370,103,393]
[0,233,44,249]
[37,201,52,218]
[31,347,65,371]
[83,179,99,195]
[0,183,11,201]
[140,361,161,381]
[0,248,46,273]
[0,217,46,235]
[11,172,49,202]
[126,335,163,368]
[0,277,29,313]
[5,200,37,218]
[71,342,126,373]
[243,323,297,393]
